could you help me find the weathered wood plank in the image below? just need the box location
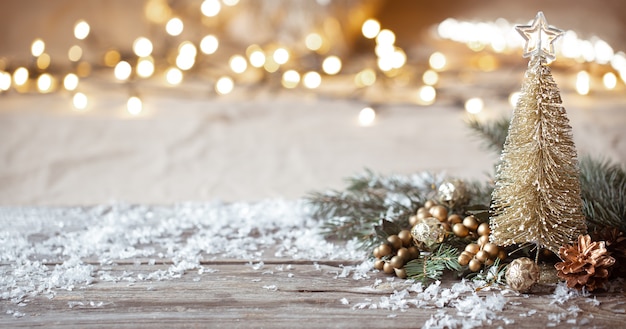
[2,261,626,328]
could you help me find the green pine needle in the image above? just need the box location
[466,116,510,154]
[405,244,461,282]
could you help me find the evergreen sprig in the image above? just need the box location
[579,156,626,232]
[306,170,442,249]
[405,244,461,282]
[466,116,510,154]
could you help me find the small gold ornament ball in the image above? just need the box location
[452,223,469,238]
[468,259,482,272]
[374,259,385,270]
[429,205,448,222]
[394,268,407,279]
[447,214,462,225]
[397,230,413,247]
[506,257,540,293]
[378,244,392,257]
[477,222,491,236]
[458,251,473,266]
[424,200,437,209]
[464,243,480,254]
[411,217,446,246]
[383,262,395,274]
[462,216,479,232]
[387,235,402,250]
[437,179,469,208]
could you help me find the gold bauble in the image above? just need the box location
[452,223,469,238]
[397,229,412,247]
[387,235,402,250]
[429,205,448,222]
[468,259,482,272]
[447,214,462,225]
[506,257,540,293]
[411,217,446,246]
[462,216,479,232]
[437,179,470,208]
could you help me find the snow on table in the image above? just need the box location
[1,200,626,328]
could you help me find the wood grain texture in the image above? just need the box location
[2,260,626,328]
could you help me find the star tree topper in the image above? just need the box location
[516,11,563,61]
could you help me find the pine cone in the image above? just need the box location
[591,227,626,279]
[555,235,615,291]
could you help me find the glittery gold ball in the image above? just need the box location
[437,179,469,208]
[506,257,540,293]
[411,217,445,246]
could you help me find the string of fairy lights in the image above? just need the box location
[0,0,624,126]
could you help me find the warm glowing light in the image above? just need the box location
[13,67,29,86]
[354,68,376,87]
[429,52,447,71]
[76,61,91,77]
[63,73,79,91]
[391,49,406,69]
[127,96,143,115]
[222,0,239,6]
[603,72,617,90]
[305,33,323,51]
[358,107,376,126]
[281,70,300,89]
[37,73,54,93]
[178,41,197,57]
[74,20,90,40]
[263,56,280,73]
[215,76,234,95]
[594,39,614,65]
[361,19,380,39]
[36,53,51,70]
[576,71,590,95]
[322,56,342,75]
[0,71,11,91]
[166,67,183,85]
[136,57,155,78]
[374,44,395,58]
[377,57,393,72]
[31,39,45,57]
[422,70,439,85]
[176,55,195,70]
[465,97,484,114]
[376,29,395,45]
[418,86,436,105]
[273,48,289,65]
[166,17,183,36]
[201,0,221,17]
[104,49,121,67]
[249,50,265,67]
[229,55,247,74]
[133,37,153,57]
[114,61,132,80]
[68,45,82,62]
[73,92,88,110]
[508,91,521,108]
[200,35,219,54]
[176,42,197,70]
[303,71,321,89]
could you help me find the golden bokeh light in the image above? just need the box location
[74,20,90,40]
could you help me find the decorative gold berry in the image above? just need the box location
[468,259,482,272]
[383,262,395,274]
[398,230,413,247]
[429,205,448,222]
[378,244,392,257]
[447,214,462,225]
[462,216,479,232]
[477,222,491,236]
[453,223,469,238]
[374,259,385,270]
[387,235,402,250]
[464,243,480,255]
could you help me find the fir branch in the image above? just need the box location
[466,116,510,154]
[579,156,626,232]
[405,244,461,282]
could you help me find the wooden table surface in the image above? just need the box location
[2,203,626,328]
[3,258,626,328]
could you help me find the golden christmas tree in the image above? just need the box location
[489,12,587,255]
